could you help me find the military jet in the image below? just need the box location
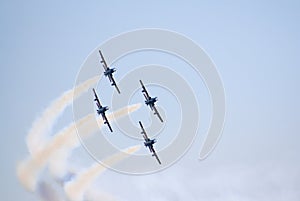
[93,88,113,132]
[139,80,163,122]
[139,121,161,164]
[99,50,120,94]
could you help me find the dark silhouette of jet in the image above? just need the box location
[99,50,120,94]
[139,121,161,164]
[93,88,113,132]
[140,80,163,122]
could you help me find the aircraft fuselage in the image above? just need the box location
[145,97,157,106]
[144,139,156,147]
[104,68,116,76]
[97,106,109,115]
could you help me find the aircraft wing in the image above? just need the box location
[139,80,150,100]
[93,88,102,108]
[152,105,163,122]
[151,147,161,165]
[106,120,113,132]
[114,83,121,94]
[109,74,121,94]
[102,113,113,132]
[99,50,109,71]
[143,93,149,101]
[107,74,113,82]
[139,121,149,140]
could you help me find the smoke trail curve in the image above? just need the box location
[26,76,99,155]
[17,104,141,191]
[64,145,141,201]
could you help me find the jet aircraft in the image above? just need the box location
[139,121,161,164]
[139,80,163,122]
[93,88,113,132]
[99,50,120,94]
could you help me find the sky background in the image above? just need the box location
[1,0,300,200]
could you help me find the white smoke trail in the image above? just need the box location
[26,76,99,154]
[48,103,141,179]
[17,74,141,201]
[17,114,92,192]
[64,145,141,201]
[17,104,141,192]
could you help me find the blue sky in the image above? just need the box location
[1,1,300,200]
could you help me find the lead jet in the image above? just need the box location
[139,80,163,122]
[99,50,120,94]
[93,88,113,132]
[139,121,161,164]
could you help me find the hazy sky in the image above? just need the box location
[1,1,300,200]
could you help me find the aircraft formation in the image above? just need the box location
[93,50,163,165]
